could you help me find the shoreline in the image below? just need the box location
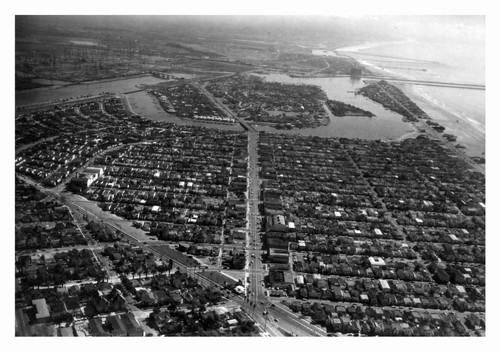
[15,73,155,95]
[334,39,416,53]
[124,91,242,131]
[402,84,484,157]
[352,56,484,157]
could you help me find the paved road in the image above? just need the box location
[271,296,483,326]
[265,301,327,337]
[15,76,333,337]
[196,83,257,132]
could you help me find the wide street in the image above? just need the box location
[15,81,329,337]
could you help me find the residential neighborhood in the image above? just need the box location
[14,15,486,340]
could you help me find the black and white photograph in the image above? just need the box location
[6,1,496,351]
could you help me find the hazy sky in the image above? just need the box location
[378,16,484,43]
[16,15,485,48]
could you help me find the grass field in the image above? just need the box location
[150,245,199,267]
[199,270,240,288]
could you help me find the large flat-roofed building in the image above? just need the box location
[269,270,294,290]
[84,166,104,177]
[268,248,289,264]
[267,214,287,232]
[266,237,289,250]
[71,166,104,188]
[32,298,50,322]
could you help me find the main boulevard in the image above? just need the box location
[15,92,328,336]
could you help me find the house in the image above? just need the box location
[120,313,144,336]
[340,317,352,332]
[412,297,422,307]
[379,279,391,291]
[49,301,68,321]
[153,290,169,305]
[63,297,81,315]
[368,257,386,267]
[58,327,75,337]
[88,318,110,336]
[326,318,342,332]
[368,320,383,335]
[139,290,157,306]
[373,307,384,318]
[290,301,302,312]
[97,282,114,296]
[312,310,328,324]
[106,315,128,336]
[233,310,252,325]
[149,310,171,331]
[91,294,110,314]
[169,291,183,305]
[30,323,57,336]
[434,268,450,284]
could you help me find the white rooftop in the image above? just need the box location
[368,257,386,267]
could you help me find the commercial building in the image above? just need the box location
[71,166,104,188]
[266,214,287,232]
[268,248,289,264]
[32,298,50,322]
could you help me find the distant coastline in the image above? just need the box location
[334,39,416,53]
[338,41,485,157]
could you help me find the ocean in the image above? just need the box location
[335,37,485,156]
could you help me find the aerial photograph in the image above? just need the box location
[12,6,490,346]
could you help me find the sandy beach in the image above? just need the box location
[403,84,484,157]
[335,39,416,53]
[354,60,484,157]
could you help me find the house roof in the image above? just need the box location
[32,298,50,319]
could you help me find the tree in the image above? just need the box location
[168,259,174,275]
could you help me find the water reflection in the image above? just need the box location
[349,75,362,85]
[16,75,168,107]
[259,73,416,140]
